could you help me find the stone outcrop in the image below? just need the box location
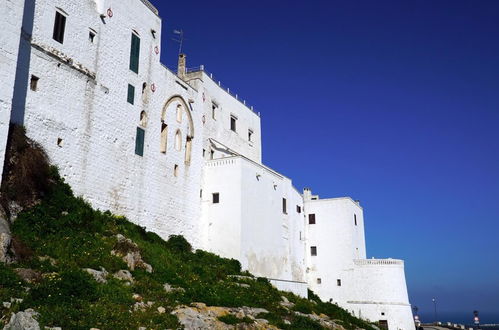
[0,211,12,263]
[84,267,108,283]
[111,235,152,273]
[3,309,40,330]
[171,303,277,330]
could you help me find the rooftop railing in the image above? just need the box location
[184,66,259,115]
[354,259,404,266]
[140,0,158,15]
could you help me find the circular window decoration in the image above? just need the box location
[151,83,156,92]
[154,46,160,55]
[107,8,113,17]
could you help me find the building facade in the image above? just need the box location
[0,0,414,328]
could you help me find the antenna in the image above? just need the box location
[172,29,185,55]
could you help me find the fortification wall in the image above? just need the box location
[201,156,306,284]
[348,259,415,330]
[19,0,205,247]
[304,196,366,304]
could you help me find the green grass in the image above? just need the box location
[0,169,376,329]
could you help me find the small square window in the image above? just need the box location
[248,129,253,142]
[174,164,179,177]
[30,75,39,91]
[337,279,342,286]
[309,214,316,224]
[311,246,317,256]
[296,205,301,213]
[230,115,237,132]
[282,198,287,214]
[212,193,220,204]
[317,278,322,284]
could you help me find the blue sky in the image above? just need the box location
[150,0,499,322]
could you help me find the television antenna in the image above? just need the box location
[172,29,185,55]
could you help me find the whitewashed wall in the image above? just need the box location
[20,0,205,247]
[349,259,415,330]
[201,156,306,283]
[304,195,366,304]
[185,70,262,163]
[0,0,26,183]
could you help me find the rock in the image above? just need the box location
[163,283,185,293]
[133,302,148,312]
[281,296,289,303]
[191,302,207,309]
[113,270,134,282]
[235,283,250,288]
[0,212,12,263]
[4,309,40,330]
[10,298,23,304]
[3,301,12,308]
[38,256,57,266]
[112,235,153,273]
[132,294,142,301]
[14,268,42,283]
[157,306,166,314]
[84,267,108,283]
[44,327,62,330]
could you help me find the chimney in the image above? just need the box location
[177,53,186,79]
[303,188,312,201]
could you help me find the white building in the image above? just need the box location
[0,1,414,328]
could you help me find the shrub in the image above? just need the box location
[218,314,253,325]
[165,234,192,253]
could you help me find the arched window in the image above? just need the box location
[176,104,182,123]
[175,130,182,151]
[140,111,147,127]
[185,136,192,164]
[160,122,167,153]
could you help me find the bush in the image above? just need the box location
[165,234,192,253]
[218,314,253,324]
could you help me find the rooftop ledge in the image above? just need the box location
[354,258,404,266]
[140,0,158,15]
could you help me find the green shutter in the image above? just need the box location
[130,33,140,74]
[135,127,145,156]
[127,84,135,104]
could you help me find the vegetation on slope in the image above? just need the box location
[0,126,376,329]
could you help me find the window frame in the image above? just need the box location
[230,115,237,132]
[309,214,316,224]
[311,246,317,256]
[135,127,145,157]
[52,10,67,44]
[212,193,220,204]
[129,32,141,74]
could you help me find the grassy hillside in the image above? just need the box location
[0,128,376,330]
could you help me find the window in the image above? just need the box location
[135,127,145,156]
[175,130,182,151]
[309,214,316,224]
[30,75,39,91]
[176,104,183,123]
[212,193,220,204]
[173,164,179,177]
[129,32,140,74]
[354,214,357,226]
[337,279,342,287]
[248,129,253,142]
[212,103,217,120]
[282,198,287,214]
[203,149,206,157]
[381,312,385,316]
[230,115,237,132]
[52,11,66,44]
[296,205,301,213]
[140,111,147,127]
[210,150,214,160]
[160,123,167,153]
[89,29,96,43]
[317,278,322,284]
[185,136,192,165]
[127,84,135,104]
[311,246,317,256]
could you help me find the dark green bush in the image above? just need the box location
[165,234,192,253]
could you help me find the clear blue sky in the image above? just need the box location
[150,0,499,323]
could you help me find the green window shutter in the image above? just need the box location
[130,33,140,73]
[127,84,135,104]
[135,127,145,156]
